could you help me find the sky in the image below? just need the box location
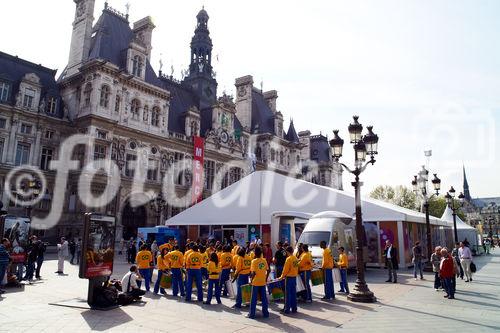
[1,0,499,198]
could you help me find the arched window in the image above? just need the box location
[143,105,149,122]
[114,95,121,113]
[131,99,140,120]
[279,151,284,165]
[255,146,262,161]
[99,85,110,108]
[132,55,143,77]
[270,149,275,162]
[83,83,92,107]
[151,107,160,127]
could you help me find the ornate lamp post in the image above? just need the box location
[329,115,378,303]
[411,166,441,270]
[444,186,465,243]
[149,191,166,226]
[21,179,41,219]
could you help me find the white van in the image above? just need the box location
[297,211,359,269]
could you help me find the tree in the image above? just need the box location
[370,185,418,211]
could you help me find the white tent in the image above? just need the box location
[165,171,446,226]
[440,206,479,247]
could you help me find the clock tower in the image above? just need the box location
[183,7,218,110]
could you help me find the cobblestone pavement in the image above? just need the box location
[0,249,498,333]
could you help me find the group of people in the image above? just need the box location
[121,238,349,319]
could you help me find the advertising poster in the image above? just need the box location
[248,225,260,243]
[280,223,291,244]
[191,136,205,205]
[234,228,247,246]
[3,216,30,263]
[364,222,379,264]
[379,221,398,262]
[80,214,116,279]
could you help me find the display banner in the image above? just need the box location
[191,136,205,204]
[3,216,30,263]
[79,214,116,279]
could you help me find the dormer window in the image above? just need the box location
[83,83,92,107]
[131,99,140,120]
[132,55,143,77]
[99,85,110,108]
[23,88,36,108]
[0,81,10,102]
[47,97,57,115]
[151,107,160,127]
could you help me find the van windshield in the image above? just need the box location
[298,231,331,246]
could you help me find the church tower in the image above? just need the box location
[463,165,472,202]
[65,0,96,77]
[183,8,218,110]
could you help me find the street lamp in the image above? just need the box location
[329,115,378,303]
[445,186,465,243]
[411,166,441,270]
[149,191,166,226]
[21,179,41,219]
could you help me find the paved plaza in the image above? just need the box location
[0,250,499,333]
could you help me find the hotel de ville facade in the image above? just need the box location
[0,1,343,243]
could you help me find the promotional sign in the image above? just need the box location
[191,136,205,204]
[3,216,30,263]
[79,214,116,279]
[248,225,260,242]
[279,223,291,243]
[234,228,247,246]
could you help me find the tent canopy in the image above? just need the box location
[440,206,478,246]
[165,171,446,226]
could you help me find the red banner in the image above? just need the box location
[192,136,205,204]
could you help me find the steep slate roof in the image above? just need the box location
[0,51,63,118]
[285,120,300,143]
[88,9,161,87]
[471,197,500,209]
[251,90,275,135]
[309,134,331,163]
[159,78,199,134]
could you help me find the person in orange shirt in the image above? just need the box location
[204,252,222,305]
[337,246,349,293]
[298,244,313,302]
[200,245,209,281]
[248,246,269,319]
[219,245,233,297]
[279,246,299,314]
[135,245,153,292]
[154,247,169,295]
[185,244,203,302]
[232,247,251,308]
[320,241,335,300]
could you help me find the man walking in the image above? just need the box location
[383,240,398,283]
[451,243,464,279]
[458,242,473,282]
[56,237,69,274]
[35,239,46,279]
[431,246,442,291]
[412,241,423,280]
[24,236,38,281]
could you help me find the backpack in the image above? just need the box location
[118,293,135,306]
[470,262,477,273]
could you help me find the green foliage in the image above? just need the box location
[370,185,418,211]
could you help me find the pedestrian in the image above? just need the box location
[135,245,153,292]
[151,240,159,262]
[412,241,424,280]
[273,241,286,280]
[320,241,335,300]
[24,236,38,281]
[337,246,349,294]
[232,247,251,308]
[128,241,137,264]
[484,238,491,254]
[247,246,269,319]
[118,238,124,256]
[298,244,313,302]
[255,235,262,246]
[219,245,232,297]
[56,237,69,274]
[166,245,185,297]
[458,242,473,282]
[279,246,298,314]
[263,243,273,267]
[439,248,455,299]
[451,242,464,279]
[200,245,209,281]
[383,240,398,283]
[204,252,222,305]
[35,238,46,280]
[121,265,145,300]
[154,247,169,295]
[431,246,442,291]
[76,238,82,264]
[69,239,76,264]
[185,244,203,302]
[0,238,11,294]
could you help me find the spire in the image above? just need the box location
[463,165,472,201]
[188,7,213,78]
[285,120,300,143]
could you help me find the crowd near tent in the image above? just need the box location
[165,171,452,267]
[440,206,479,248]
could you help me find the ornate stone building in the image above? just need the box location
[0,1,342,242]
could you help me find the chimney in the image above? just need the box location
[133,16,155,61]
[235,75,254,131]
[263,90,278,113]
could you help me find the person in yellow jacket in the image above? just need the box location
[204,252,222,304]
[166,245,185,297]
[185,244,203,302]
[336,246,349,293]
[320,241,335,300]
[233,247,251,308]
[248,246,269,319]
[279,246,299,314]
[135,245,153,292]
[154,248,169,295]
[298,244,313,302]
[219,245,233,297]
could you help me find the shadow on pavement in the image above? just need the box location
[81,307,134,331]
